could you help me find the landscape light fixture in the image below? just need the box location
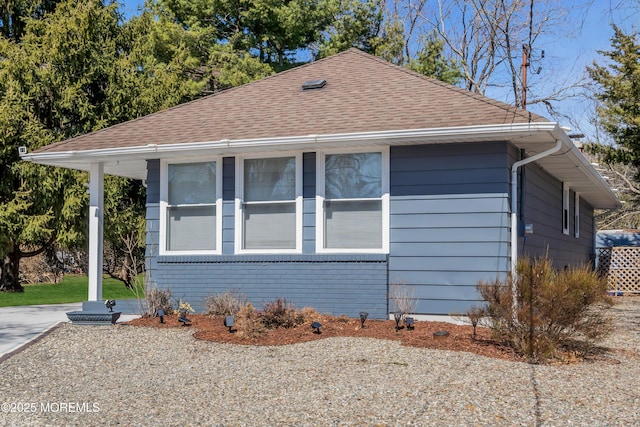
[224,315,235,333]
[405,317,415,330]
[178,315,192,326]
[393,311,403,332]
[359,312,368,328]
[157,309,165,324]
[104,299,116,312]
[311,321,322,334]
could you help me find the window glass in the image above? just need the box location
[324,200,382,248]
[168,162,216,204]
[167,206,216,251]
[166,161,217,252]
[244,203,296,249]
[323,152,383,250]
[242,156,297,251]
[325,153,381,199]
[244,157,295,201]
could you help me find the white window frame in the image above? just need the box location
[574,192,580,238]
[562,182,570,235]
[159,158,223,255]
[315,147,390,254]
[235,153,303,254]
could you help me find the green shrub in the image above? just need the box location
[477,256,613,362]
[205,290,246,316]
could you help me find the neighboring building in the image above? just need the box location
[22,49,619,318]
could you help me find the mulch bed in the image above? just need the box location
[127,313,526,362]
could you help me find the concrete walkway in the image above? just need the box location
[0,303,81,358]
[0,303,139,360]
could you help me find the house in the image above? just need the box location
[22,49,619,318]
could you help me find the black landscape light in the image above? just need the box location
[359,311,368,328]
[157,309,165,324]
[105,299,116,312]
[405,317,415,330]
[311,321,322,334]
[178,315,191,326]
[224,315,235,333]
[393,311,403,332]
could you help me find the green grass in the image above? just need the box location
[0,274,140,307]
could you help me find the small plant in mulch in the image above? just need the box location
[233,299,320,338]
[145,286,173,318]
[465,306,485,340]
[205,290,246,317]
[175,299,195,316]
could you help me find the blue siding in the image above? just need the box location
[518,162,596,267]
[222,157,235,200]
[222,201,235,254]
[154,254,388,318]
[391,142,510,197]
[389,194,510,314]
[303,198,315,254]
[145,160,160,273]
[389,143,511,315]
[303,152,316,198]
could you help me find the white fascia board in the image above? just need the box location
[22,122,560,163]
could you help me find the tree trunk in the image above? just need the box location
[0,250,24,292]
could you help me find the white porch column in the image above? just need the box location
[88,162,104,301]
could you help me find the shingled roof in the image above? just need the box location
[33,48,548,154]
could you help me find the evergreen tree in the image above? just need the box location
[0,0,205,291]
[587,26,640,173]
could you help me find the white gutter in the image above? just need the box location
[22,122,559,163]
[510,139,563,292]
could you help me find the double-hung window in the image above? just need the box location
[237,155,301,252]
[162,161,221,253]
[317,149,389,252]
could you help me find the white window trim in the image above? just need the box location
[234,153,303,254]
[159,158,223,255]
[574,192,580,238]
[315,147,390,254]
[562,182,570,235]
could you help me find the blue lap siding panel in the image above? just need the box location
[388,142,512,315]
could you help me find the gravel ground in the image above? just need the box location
[1,298,639,426]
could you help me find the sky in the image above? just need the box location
[118,0,638,141]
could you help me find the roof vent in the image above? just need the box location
[302,79,326,90]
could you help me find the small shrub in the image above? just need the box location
[297,307,321,324]
[175,299,195,316]
[478,256,613,362]
[389,281,417,320]
[258,298,303,329]
[205,290,246,316]
[236,302,266,338]
[145,286,172,317]
[465,306,485,340]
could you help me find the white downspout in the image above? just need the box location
[510,139,563,279]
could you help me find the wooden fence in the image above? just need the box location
[597,247,640,294]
